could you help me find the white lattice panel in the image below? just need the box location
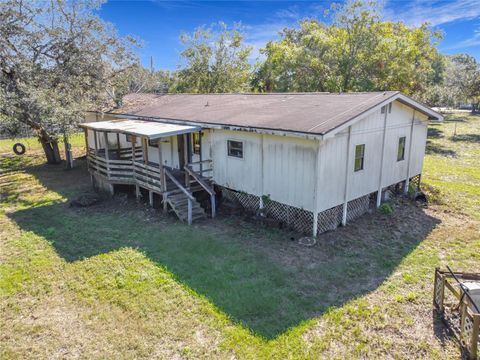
[264,200,313,234]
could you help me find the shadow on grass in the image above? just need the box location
[427,127,444,139]
[6,158,442,339]
[450,134,480,143]
[426,140,456,157]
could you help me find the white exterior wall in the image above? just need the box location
[316,100,429,212]
[205,129,317,211]
[85,99,429,215]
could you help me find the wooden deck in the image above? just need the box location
[86,148,215,224]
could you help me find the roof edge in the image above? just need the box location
[323,92,443,139]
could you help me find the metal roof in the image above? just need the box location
[104,91,442,137]
[79,119,200,139]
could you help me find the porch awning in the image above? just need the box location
[80,119,200,140]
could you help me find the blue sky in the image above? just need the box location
[99,0,480,70]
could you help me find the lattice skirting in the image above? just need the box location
[221,187,260,212]
[316,194,372,235]
[220,187,373,236]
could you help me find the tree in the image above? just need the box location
[254,0,442,95]
[173,23,252,93]
[0,0,137,163]
[109,64,176,107]
[445,54,480,112]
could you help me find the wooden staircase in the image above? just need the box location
[162,166,216,225]
[165,188,206,222]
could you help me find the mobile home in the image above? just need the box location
[80,91,442,236]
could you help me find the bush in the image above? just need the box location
[379,203,394,215]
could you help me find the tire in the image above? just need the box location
[13,143,26,155]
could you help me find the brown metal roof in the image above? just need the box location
[108,91,419,135]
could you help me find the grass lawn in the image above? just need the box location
[1,115,479,359]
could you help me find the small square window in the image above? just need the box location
[397,136,406,161]
[192,133,201,155]
[227,140,243,158]
[354,144,365,172]
[126,134,134,143]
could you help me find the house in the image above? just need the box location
[80,91,442,236]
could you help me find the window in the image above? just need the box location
[388,102,392,113]
[381,105,386,114]
[354,144,365,172]
[397,136,406,161]
[125,134,133,143]
[148,139,159,147]
[192,132,201,155]
[227,140,243,158]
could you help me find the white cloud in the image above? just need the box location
[445,26,480,50]
[243,22,292,62]
[384,0,480,26]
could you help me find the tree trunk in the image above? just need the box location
[39,137,62,164]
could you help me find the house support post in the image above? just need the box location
[342,126,352,226]
[260,134,265,210]
[93,130,98,157]
[376,107,389,208]
[158,140,166,191]
[131,136,140,199]
[187,198,192,225]
[210,194,216,218]
[184,134,190,188]
[84,129,94,186]
[116,133,121,159]
[312,140,322,236]
[103,132,110,179]
[404,110,416,194]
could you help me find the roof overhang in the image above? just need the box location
[79,119,201,140]
[100,113,325,141]
[322,92,444,139]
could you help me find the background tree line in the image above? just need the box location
[1,0,479,163]
[118,1,480,110]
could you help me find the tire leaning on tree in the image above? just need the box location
[12,143,26,155]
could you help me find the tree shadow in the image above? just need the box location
[426,140,456,157]
[6,158,442,339]
[427,127,444,139]
[450,134,480,143]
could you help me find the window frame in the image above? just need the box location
[227,139,244,159]
[397,136,406,162]
[354,144,365,172]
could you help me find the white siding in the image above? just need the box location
[206,130,317,211]
[316,100,428,212]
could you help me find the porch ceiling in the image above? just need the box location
[80,119,200,139]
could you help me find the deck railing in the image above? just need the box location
[87,149,164,193]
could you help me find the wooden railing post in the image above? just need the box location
[211,194,216,218]
[187,198,192,225]
[103,132,110,179]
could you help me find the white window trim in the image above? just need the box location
[397,135,406,162]
[227,139,244,160]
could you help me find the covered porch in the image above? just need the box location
[80,119,216,224]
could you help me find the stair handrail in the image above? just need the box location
[184,164,216,218]
[163,167,195,201]
[184,165,215,196]
[164,167,194,225]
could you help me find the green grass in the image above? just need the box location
[0,116,479,358]
[423,113,480,219]
[0,132,85,154]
